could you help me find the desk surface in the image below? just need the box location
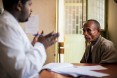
[39,63,117,78]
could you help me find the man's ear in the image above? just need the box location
[17,1,22,11]
[97,28,100,32]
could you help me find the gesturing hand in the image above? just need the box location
[37,31,59,49]
[31,32,39,46]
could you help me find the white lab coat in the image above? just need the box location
[0,11,46,78]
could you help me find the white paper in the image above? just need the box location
[42,63,109,77]
[42,63,73,70]
[25,15,39,34]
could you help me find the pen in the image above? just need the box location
[33,33,44,37]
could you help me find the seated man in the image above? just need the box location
[80,19,117,64]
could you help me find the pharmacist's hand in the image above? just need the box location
[32,32,39,46]
[38,31,59,49]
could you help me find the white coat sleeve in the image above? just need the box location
[0,24,46,78]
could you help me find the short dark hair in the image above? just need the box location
[87,19,100,29]
[2,0,29,11]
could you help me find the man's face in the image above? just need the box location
[83,21,100,42]
[19,0,32,22]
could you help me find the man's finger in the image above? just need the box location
[45,31,54,38]
[50,33,59,40]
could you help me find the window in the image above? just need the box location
[88,0,106,30]
[58,0,86,42]
[64,0,86,34]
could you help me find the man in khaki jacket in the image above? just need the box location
[80,19,117,64]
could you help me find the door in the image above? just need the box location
[57,0,86,63]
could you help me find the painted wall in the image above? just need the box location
[108,0,117,48]
[31,0,57,64]
[21,0,57,64]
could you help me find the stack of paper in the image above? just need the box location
[42,63,109,77]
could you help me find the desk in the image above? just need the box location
[39,63,117,78]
